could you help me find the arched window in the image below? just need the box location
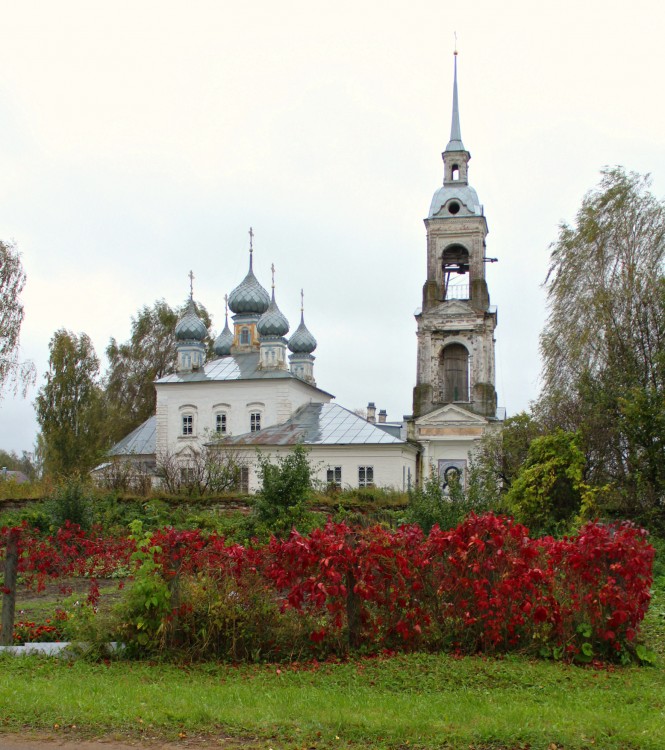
[440,343,469,402]
[240,327,250,345]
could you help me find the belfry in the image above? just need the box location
[409,52,502,486]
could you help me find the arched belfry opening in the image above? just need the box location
[440,343,469,403]
[441,244,470,301]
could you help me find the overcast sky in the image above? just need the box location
[1,0,664,454]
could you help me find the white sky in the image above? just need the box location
[1,0,664,454]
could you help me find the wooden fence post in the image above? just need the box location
[345,532,361,651]
[1,529,20,646]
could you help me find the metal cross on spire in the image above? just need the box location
[300,288,304,312]
[248,227,254,269]
[224,293,228,317]
[271,263,276,289]
[188,270,194,300]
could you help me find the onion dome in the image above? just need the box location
[213,323,233,355]
[228,231,270,315]
[213,294,233,356]
[175,297,208,341]
[257,287,290,338]
[288,313,317,353]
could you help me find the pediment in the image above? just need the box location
[416,403,489,427]
[433,299,473,315]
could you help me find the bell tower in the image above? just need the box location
[412,52,498,419]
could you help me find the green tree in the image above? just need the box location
[0,449,37,480]
[0,241,35,396]
[104,299,212,443]
[505,430,596,533]
[254,444,312,537]
[538,167,665,527]
[36,330,106,477]
[467,412,544,504]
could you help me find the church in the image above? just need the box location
[105,54,504,493]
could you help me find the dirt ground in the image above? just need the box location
[0,732,264,750]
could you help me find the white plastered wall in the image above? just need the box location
[226,443,418,493]
[155,377,332,457]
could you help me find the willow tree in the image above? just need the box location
[538,167,665,526]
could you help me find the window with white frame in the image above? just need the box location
[215,412,227,434]
[327,466,342,488]
[182,413,194,436]
[250,412,261,432]
[180,466,195,483]
[358,466,374,488]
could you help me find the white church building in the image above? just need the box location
[106,55,503,493]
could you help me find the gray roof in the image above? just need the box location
[429,184,482,218]
[156,351,333,396]
[374,422,402,439]
[109,416,156,456]
[214,402,411,447]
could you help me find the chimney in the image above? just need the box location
[366,402,376,423]
[378,409,387,424]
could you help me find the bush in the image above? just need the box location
[404,471,489,533]
[47,476,94,530]
[253,444,312,537]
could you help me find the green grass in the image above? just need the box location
[0,651,663,749]
[1,533,663,749]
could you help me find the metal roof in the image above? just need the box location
[429,185,482,218]
[213,402,410,447]
[109,416,156,456]
[156,352,333,396]
[445,54,465,153]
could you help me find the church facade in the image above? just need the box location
[105,55,502,492]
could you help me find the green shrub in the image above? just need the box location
[505,430,603,534]
[253,444,312,537]
[47,476,94,529]
[403,471,490,533]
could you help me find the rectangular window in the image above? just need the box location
[239,466,249,493]
[250,412,261,432]
[358,466,374,488]
[182,414,193,436]
[327,466,342,487]
[180,467,194,483]
[216,413,227,434]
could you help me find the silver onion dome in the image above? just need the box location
[228,267,270,314]
[257,289,290,337]
[288,311,317,353]
[175,298,208,341]
[213,318,233,355]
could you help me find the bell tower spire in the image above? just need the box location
[446,50,464,153]
[412,51,498,420]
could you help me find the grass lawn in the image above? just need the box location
[1,573,663,749]
[0,647,663,749]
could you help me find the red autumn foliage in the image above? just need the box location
[0,513,654,661]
